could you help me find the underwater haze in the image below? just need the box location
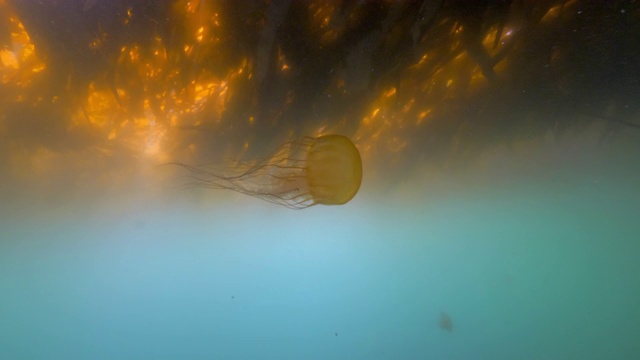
[2,1,640,359]
[2,131,640,359]
[5,127,640,359]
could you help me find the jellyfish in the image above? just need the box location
[174,134,362,209]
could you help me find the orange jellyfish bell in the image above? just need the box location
[306,134,363,206]
[175,134,363,209]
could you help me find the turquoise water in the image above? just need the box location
[1,156,639,359]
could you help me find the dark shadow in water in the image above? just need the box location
[439,311,453,333]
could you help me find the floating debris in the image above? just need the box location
[438,312,453,332]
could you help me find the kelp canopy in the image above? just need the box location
[0,0,638,197]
